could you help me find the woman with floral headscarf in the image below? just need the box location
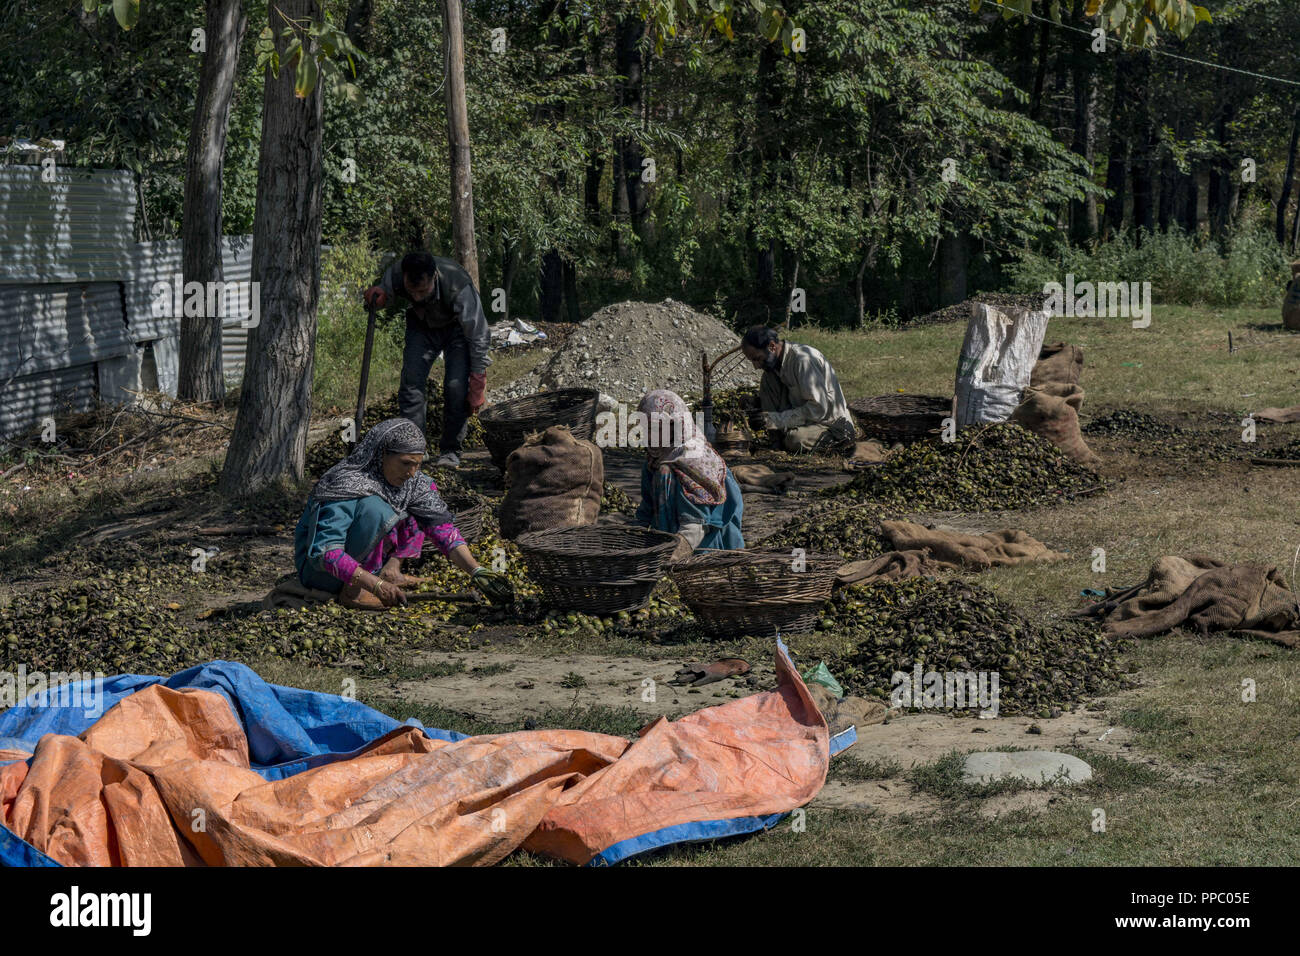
[293,418,513,609]
[633,390,744,554]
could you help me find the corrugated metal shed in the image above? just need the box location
[126,236,255,381]
[0,282,132,381]
[0,364,97,438]
[0,166,136,283]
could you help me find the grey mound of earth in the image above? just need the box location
[905,292,1052,328]
[962,750,1093,786]
[488,299,758,407]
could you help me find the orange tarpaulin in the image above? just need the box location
[0,648,828,866]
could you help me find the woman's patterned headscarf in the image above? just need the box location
[310,418,453,526]
[637,389,727,506]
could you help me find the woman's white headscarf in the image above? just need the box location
[637,389,727,506]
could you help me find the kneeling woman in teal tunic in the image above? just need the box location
[294,418,513,609]
[633,389,744,553]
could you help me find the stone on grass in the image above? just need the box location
[962,751,1093,786]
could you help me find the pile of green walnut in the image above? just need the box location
[600,481,637,516]
[825,423,1103,512]
[762,500,889,559]
[821,577,1128,716]
[1083,409,1242,461]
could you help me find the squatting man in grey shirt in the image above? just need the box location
[740,326,857,453]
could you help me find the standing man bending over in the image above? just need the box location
[363,251,490,469]
[741,326,857,454]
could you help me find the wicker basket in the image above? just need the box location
[516,525,678,613]
[479,388,601,469]
[670,549,839,638]
[446,496,488,544]
[849,394,951,442]
[712,420,751,458]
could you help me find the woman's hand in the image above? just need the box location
[359,571,407,607]
[375,579,408,607]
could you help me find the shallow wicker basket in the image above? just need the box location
[446,496,488,544]
[479,388,601,469]
[670,549,840,638]
[848,394,951,443]
[516,525,678,613]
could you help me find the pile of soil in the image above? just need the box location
[903,292,1052,329]
[488,299,758,406]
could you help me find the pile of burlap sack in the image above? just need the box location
[1009,341,1100,465]
[499,425,604,539]
[835,519,1064,586]
[1075,554,1300,647]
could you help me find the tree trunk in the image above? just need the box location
[753,41,781,297]
[562,257,580,323]
[1068,1,1098,243]
[218,0,323,495]
[1208,103,1238,237]
[538,249,563,323]
[1030,19,1050,123]
[1277,106,1300,245]
[938,232,967,306]
[1129,59,1156,240]
[611,140,628,258]
[616,15,646,238]
[178,0,247,405]
[501,238,520,323]
[854,242,878,325]
[1101,53,1132,238]
[1181,166,1199,233]
[584,152,604,229]
[441,0,479,287]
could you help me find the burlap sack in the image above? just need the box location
[498,425,603,539]
[1010,381,1100,465]
[880,520,1065,571]
[1254,405,1300,423]
[835,550,940,586]
[1104,557,1300,645]
[732,463,796,493]
[1283,264,1300,332]
[1030,342,1084,388]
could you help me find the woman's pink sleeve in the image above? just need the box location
[322,547,361,583]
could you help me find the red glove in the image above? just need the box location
[468,372,487,413]
[363,285,387,309]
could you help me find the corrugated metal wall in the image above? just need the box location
[125,235,255,382]
[0,164,259,437]
[0,167,136,283]
[0,365,97,438]
[0,282,132,382]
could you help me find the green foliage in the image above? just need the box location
[973,0,1211,46]
[1006,223,1291,308]
[312,239,405,414]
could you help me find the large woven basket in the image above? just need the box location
[480,388,601,469]
[849,394,951,442]
[516,525,678,613]
[446,496,488,544]
[670,549,839,638]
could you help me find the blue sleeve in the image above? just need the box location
[307,501,355,568]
